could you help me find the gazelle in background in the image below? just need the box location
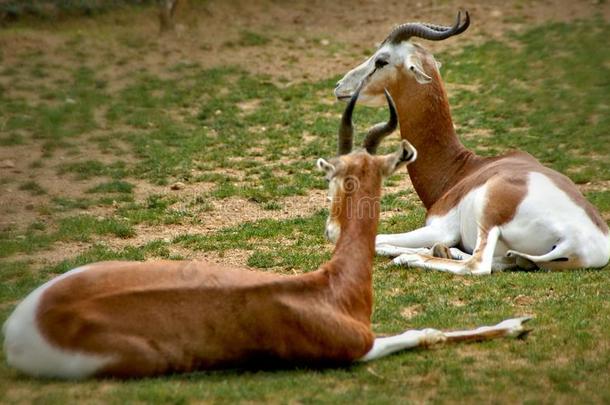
[3,89,530,380]
[334,11,609,275]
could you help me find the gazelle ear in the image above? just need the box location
[405,54,432,84]
[379,140,417,177]
[397,140,417,164]
[316,158,336,178]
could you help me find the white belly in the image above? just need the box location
[499,172,608,265]
[436,172,608,266]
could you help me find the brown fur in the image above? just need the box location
[383,49,607,234]
[37,152,385,378]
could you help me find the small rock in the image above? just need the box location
[65,97,76,104]
[320,39,330,46]
[171,182,186,190]
[0,159,15,168]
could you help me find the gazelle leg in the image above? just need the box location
[359,329,445,362]
[432,245,519,272]
[376,225,458,249]
[375,245,432,257]
[358,317,532,362]
[444,317,532,343]
[392,227,500,275]
[376,245,479,261]
[507,241,571,265]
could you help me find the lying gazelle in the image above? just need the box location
[334,11,610,274]
[3,90,530,380]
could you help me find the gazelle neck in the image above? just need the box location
[327,177,380,322]
[390,73,480,209]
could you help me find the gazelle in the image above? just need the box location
[334,11,610,275]
[3,90,530,379]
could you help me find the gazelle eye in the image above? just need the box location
[375,58,389,69]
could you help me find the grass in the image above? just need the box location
[0,11,609,405]
[444,20,610,183]
[225,30,272,47]
[18,180,46,195]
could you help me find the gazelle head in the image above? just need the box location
[317,86,417,243]
[334,11,470,106]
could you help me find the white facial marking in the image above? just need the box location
[325,217,341,243]
[335,42,433,106]
[324,177,342,242]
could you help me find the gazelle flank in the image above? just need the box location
[334,11,609,274]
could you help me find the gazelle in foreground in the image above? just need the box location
[334,11,610,274]
[3,91,530,379]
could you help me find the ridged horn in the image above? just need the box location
[386,10,470,44]
[337,84,362,155]
[362,89,398,154]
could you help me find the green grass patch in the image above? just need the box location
[225,30,271,47]
[58,159,128,180]
[86,180,134,194]
[52,196,94,211]
[442,20,610,182]
[586,190,610,212]
[0,132,25,145]
[57,215,134,240]
[0,215,133,258]
[18,180,46,195]
[176,210,329,270]
[117,194,187,225]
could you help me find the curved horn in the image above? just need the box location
[386,10,470,44]
[362,89,398,154]
[337,84,362,155]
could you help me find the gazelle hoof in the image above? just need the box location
[392,253,422,267]
[420,328,446,346]
[496,316,534,338]
[431,243,452,259]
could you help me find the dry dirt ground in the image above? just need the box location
[1,0,609,267]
